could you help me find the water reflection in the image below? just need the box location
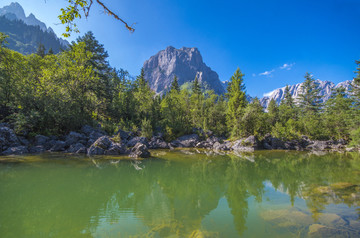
[0,151,359,237]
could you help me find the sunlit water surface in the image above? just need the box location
[0,150,360,237]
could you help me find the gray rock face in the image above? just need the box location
[2,146,28,155]
[66,143,87,154]
[260,79,353,109]
[0,126,20,152]
[149,137,169,149]
[171,134,200,148]
[232,136,261,152]
[127,137,148,147]
[49,141,66,152]
[143,46,226,95]
[88,136,128,156]
[129,143,150,158]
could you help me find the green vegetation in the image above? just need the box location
[1,31,360,145]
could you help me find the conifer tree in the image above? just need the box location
[36,43,46,58]
[283,85,294,108]
[226,68,247,138]
[351,60,360,107]
[267,98,279,126]
[298,73,322,113]
[47,48,54,55]
[192,76,201,95]
[171,75,180,92]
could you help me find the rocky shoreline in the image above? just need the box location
[0,124,359,158]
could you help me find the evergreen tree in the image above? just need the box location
[298,73,322,113]
[47,48,54,55]
[351,60,360,107]
[170,75,180,92]
[283,85,294,108]
[36,43,46,58]
[192,76,201,95]
[226,68,247,138]
[324,87,353,139]
[267,98,279,126]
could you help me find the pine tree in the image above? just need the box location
[36,43,45,58]
[267,98,279,126]
[192,76,201,95]
[351,60,360,107]
[47,48,54,55]
[283,85,294,108]
[226,68,247,138]
[298,73,322,113]
[170,75,180,92]
[324,87,353,139]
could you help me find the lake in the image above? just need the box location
[0,150,359,237]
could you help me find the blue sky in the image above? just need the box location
[1,0,360,97]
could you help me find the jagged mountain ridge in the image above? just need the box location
[260,79,353,108]
[143,46,226,95]
[0,2,69,54]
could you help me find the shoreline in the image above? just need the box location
[1,124,359,158]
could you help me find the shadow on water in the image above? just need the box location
[0,150,360,237]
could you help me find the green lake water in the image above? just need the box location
[0,150,360,237]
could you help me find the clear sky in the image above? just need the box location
[1,0,360,97]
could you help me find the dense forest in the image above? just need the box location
[1,31,360,145]
[0,15,66,55]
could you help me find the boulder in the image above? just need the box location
[65,131,86,146]
[93,136,112,149]
[29,145,46,154]
[149,137,169,149]
[49,141,66,152]
[87,146,105,156]
[0,126,20,151]
[213,141,230,151]
[88,136,128,156]
[2,146,28,155]
[104,143,128,155]
[116,129,130,141]
[129,143,150,158]
[127,137,148,147]
[171,134,200,148]
[307,141,332,151]
[232,136,261,152]
[34,135,49,146]
[66,143,87,154]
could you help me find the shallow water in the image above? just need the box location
[0,150,360,237]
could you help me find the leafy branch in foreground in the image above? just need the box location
[58,0,135,37]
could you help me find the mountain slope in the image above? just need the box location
[260,79,353,108]
[0,2,68,54]
[143,46,226,95]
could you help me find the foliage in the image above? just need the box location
[0,31,359,145]
[58,0,135,37]
[226,68,247,138]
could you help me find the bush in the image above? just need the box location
[350,127,360,147]
[141,118,153,139]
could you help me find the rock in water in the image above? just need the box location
[143,46,226,95]
[129,143,150,158]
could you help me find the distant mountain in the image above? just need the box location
[143,46,226,95]
[260,79,353,108]
[0,2,69,54]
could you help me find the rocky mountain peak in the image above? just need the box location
[143,46,225,94]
